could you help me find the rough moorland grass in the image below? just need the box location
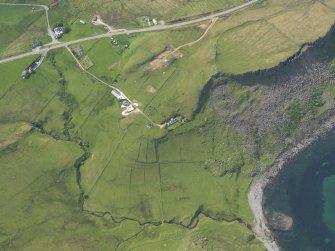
[46,0,243,28]
[1,0,242,28]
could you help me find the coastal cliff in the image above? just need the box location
[208,21,335,250]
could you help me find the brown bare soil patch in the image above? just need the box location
[149,18,216,70]
[149,58,168,70]
[149,48,183,70]
[149,49,172,70]
[146,85,157,93]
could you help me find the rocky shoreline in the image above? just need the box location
[248,116,335,251]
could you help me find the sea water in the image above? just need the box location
[263,132,335,251]
[323,175,335,232]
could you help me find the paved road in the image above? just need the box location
[0,0,259,64]
[0,3,57,43]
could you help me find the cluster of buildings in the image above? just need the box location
[22,54,45,79]
[165,117,187,128]
[142,17,158,26]
[166,117,179,127]
[111,89,189,129]
[111,89,136,115]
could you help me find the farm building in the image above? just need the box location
[22,55,45,79]
[111,89,124,100]
[54,27,63,38]
[166,117,178,126]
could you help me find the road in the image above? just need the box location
[0,3,57,43]
[0,0,259,64]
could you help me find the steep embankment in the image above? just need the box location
[209,23,335,250]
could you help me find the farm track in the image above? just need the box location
[0,0,260,128]
[66,46,161,126]
[0,2,57,43]
[170,17,218,54]
[0,0,259,64]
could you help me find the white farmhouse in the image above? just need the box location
[54,27,63,38]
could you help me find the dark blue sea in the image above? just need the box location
[263,131,335,251]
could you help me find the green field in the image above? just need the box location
[0,0,245,40]
[66,0,335,124]
[0,5,50,58]
[59,18,105,42]
[0,48,263,250]
[47,0,244,28]
[2,0,335,250]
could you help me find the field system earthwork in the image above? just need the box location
[2,0,335,250]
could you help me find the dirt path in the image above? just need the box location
[150,17,218,70]
[0,2,58,44]
[66,46,161,128]
[171,17,218,54]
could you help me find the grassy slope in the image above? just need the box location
[0,49,262,250]
[0,0,243,42]
[2,0,335,250]
[0,56,136,250]
[118,216,261,251]
[74,0,335,124]
[46,0,243,28]
[0,5,50,58]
